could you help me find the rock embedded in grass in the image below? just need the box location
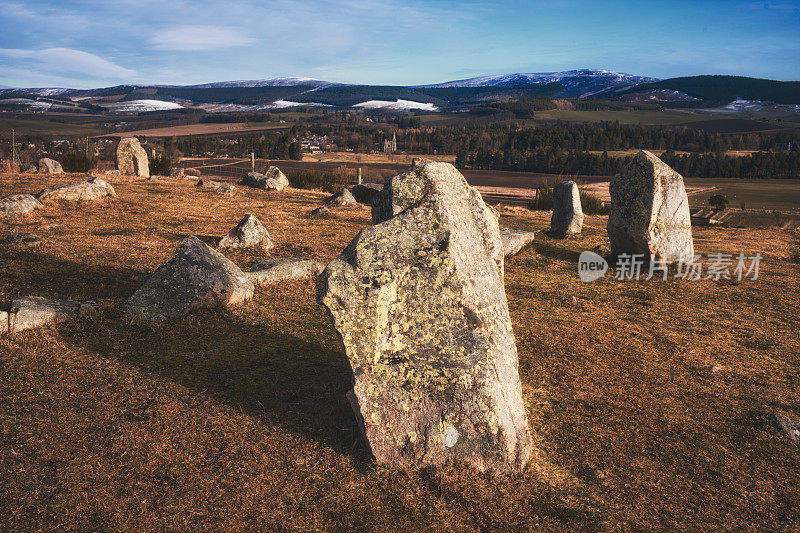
[769,411,800,445]
[35,177,117,204]
[500,228,536,256]
[241,166,289,191]
[550,181,583,236]
[318,161,532,473]
[326,188,357,206]
[196,178,222,189]
[123,235,254,321]
[0,194,42,217]
[4,296,81,334]
[246,257,324,285]
[3,232,41,248]
[215,184,236,196]
[116,137,150,177]
[309,206,335,219]
[218,213,274,251]
[608,150,694,262]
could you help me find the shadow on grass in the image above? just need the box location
[533,240,582,263]
[60,304,370,463]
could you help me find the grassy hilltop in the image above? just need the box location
[0,172,798,530]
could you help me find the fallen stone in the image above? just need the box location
[500,228,536,256]
[6,296,81,334]
[241,167,289,191]
[327,188,357,206]
[124,236,254,321]
[351,182,383,205]
[218,213,274,251]
[3,232,41,248]
[0,194,42,217]
[216,184,236,196]
[310,206,335,219]
[318,161,532,473]
[38,158,63,174]
[246,257,324,285]
[196,178,222,189]
[116,137,150,177]
[769,411,800,445]
[551,181,583,235]
[35,177,116,204]
[608,150,694,262]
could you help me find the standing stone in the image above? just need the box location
[123,236,254,321]
[550,181,583,235]
[38,158,63,174]
[218,213,274,251]
[116,137,150,177]
[608,150,694,262]
[0,194,42,217]
[318,162,532,473]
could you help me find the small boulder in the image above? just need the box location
[116,137,150,177]
[551,181,583,236]
[608,151,694,262]
[216,184,236,196]
[38,158,63,174]
[218,213,274,251]
[35,177,116,204]
[326,188,357,206]
[241,171,266,188]
[500,228,535,256]
[196,178,221,189]
[123,236,254,321]
[351,182,383,205]
[6,296,81,334]
[769,411,800,445]
[246,257,324,285]
[263,166,289,191]
[310,206,335,219]
[3,232,41,248]
[104,169,121,176]
[0,194,42,217]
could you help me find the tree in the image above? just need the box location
[289,141,302,161]
[707,194,729,212]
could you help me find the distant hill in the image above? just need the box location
[617,75,800,106]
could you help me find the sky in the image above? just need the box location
[0,0,798,88]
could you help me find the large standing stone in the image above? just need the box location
[116,137,150,177]
[0,194,42,217]
[38,158,63,174]
[608,150,694,262]
[218,213,274,251]
[35,177,116,203]
[550,181,583,235]
[318,162,532,473]
[123,236,254,321]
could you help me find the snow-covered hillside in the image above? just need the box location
[354,99,440,112]
[100,100,184,112]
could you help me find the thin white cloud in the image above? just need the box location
[0,48,137,85]
[150,26,255,51]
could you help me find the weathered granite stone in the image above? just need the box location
[550,181,583,235]
[0,194,42,217]
[3,232,41,247]
[318,162,532,473]
[327,188,357,206]
[246,257,324,285]
[769,411,799,445]
[310,206,335,219]
[104,169,121,176]
[500,228,536,256]
[351,182,383,205]
[38,158,63,174]
[196,178,221,189]
[124,236,254,321]
[116,137,150,177]
[216,184,236,196]
[241,167,289,191]
[35,177,116,203]
[7,296,81,334]
[608,150,694,262]
[218,213,274,251]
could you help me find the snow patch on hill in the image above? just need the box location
[101,100,184,112]
[354,99,439,112]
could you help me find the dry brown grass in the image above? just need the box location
[0,172,798,531]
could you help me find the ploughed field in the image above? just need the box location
[0,172,798,530]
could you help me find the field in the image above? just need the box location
[98,121,292,138]
[0,117,103,138]
[0,172,798,530]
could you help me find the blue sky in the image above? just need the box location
[1,0,798,88]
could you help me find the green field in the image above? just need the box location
[686,177,800,212]
[0,118,103,137]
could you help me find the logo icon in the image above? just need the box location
[578,251,608,282]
